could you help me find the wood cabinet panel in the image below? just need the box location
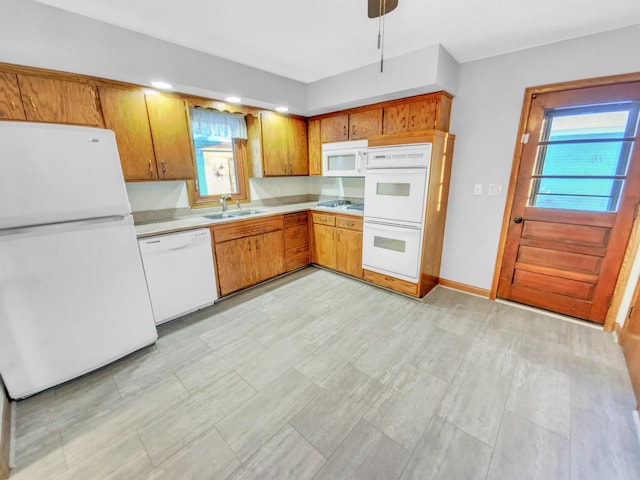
[408,99,438,131]
[363,269,418,295]
[254,230,286,283]
[312,213,336,226]
[321,114,349,143]
[212,216,283,243]
[18,75,102,126]
[284,212,309,272]
[383,104,408,135]
[286,245,310,271]
[335,216,363,231]
[145,94,194,180]
[336,228,363,278]
[284,212,308,228]
[99,86,157,180]
[312,223,336,270]
[0,72,25,120]
[249,112,308,176]
[308,118,322,175]
[285,224,309,250]
[349,109,382,140]
[214,237,254,297]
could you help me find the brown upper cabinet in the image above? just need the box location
[316,92,453,145]
[307,118,322,176]
[99,87,194,181]
[384,96,451,134]
[320,109,383,143]
[17,75,102,126]
[0,73,25,120]
[247,112,308,176]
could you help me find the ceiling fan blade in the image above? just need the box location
[368,0,399,18]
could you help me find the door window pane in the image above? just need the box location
[530,103,639,212]
[373,236,406,253]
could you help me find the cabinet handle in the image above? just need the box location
[255,239,259,250]
[148,160,154,177]
[91,89,98,111]
[248,241,252,252]
[343,125,347,136]
[29,96,36,111]
[10,99,16,110]
[161,160,167,173]
[351,125,356,136]
[410,115,415,127]
[346,222,354,227]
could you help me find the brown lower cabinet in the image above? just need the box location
[211,216,286,297]
[284,212,310,270]
[311,211,363,278]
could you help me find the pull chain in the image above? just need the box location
[377,0,387,72]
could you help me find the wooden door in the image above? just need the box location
[215,237,253,296]
[336,228,363,278]
[0,72,26,120]
[383,105,408,135]
[497,82,640,323]
[408,99,438,132]
[287,117,308,175]
[312,223,336,269]
[18,75,101,126]
[321,115,348,143]
[99,87,158,180]
[308,118,322,175]
[621,277,640,409]
[145,94,194,180]
[349,109,382,140]
[259,112,288,175]
[254,230,286,283]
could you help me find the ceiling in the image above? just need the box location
[34,0,640,84]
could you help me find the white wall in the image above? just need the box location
[440,25,640,291]
[307,44,459,115]
[0,0,308,114]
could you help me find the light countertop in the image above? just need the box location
[134,202,364,238]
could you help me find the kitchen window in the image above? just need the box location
[189,107,251,206]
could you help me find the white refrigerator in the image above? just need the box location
[0,122,157,399]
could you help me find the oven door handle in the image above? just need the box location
[364,220,421,231]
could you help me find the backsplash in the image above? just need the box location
[126,176,365,215]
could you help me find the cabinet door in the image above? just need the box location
[336,228,363,278]
[349,109,382,140]
[383,105,408,135]
[408,99,438,131]
[18,75,102,126]
[307,118,322,175]
[260,113,308,176]
[215,237,254,296]
[321,114,349,143]
[312,223,336,269]
[145,94,194,180]
[254,230,286,283]
[0,73,26,120]
[99,87,158,180]
[287,116,309,175]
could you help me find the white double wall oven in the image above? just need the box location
[362,143,432,283]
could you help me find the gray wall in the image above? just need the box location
[440,24,640,289]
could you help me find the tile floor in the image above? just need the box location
[9,266,640,479]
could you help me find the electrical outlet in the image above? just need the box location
[488,184,503,196]
[473,184,482,196]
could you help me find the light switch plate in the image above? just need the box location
[473,184,482,195]
[488,184,503,196]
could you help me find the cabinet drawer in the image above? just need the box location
[212,216,283,243]
[285,224,309,250]
[363,269,418,296]
[312,213,336,226]
[284,212,308,228]
[336,216,362,231]
[286,245,310,271]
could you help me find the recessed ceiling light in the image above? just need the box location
[275,106,289,113]
[151,81,172,90]
[225,96,242,104]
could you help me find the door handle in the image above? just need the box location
[514,217,523,224]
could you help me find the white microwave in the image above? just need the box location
[321,140,368,177]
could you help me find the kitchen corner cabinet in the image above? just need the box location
[311,212,363,278]
[247,112,309,177]
[320,109,382,143]
[307,118,322,176]
[211,216,286,297]
[0,73,26,120]
[99,87,194,181]
[284,212,310,271]
[17,75,102,126]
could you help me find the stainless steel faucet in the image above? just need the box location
[220,194,232,212]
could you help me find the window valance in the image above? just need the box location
[189,107,248,140]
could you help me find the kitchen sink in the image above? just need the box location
[203,209,265,220]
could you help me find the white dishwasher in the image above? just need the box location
[138,228,217,325]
